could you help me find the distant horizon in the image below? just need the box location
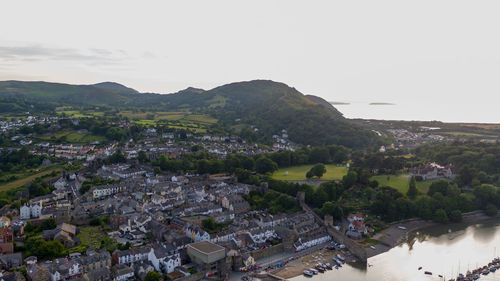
[1,1,500,123]
[1,77,499,124]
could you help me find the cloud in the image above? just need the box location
[0,44,124,66]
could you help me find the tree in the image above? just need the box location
[138,150,148,163]
[449,210,462,222]
[342,171,358,188]
[255,157,278,174]
[307,164,327,179]
[319,201,342,219]
[309,147,330,164]
[407,176,418,199]
[433,209,449,223]
[485,204,498,216]
[145,271,162,281]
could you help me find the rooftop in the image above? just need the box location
[188,241,225,254]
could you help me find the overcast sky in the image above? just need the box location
[1,0,499,122]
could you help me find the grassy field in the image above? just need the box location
[0,166,61,192]
[370,174,445,194]
[40,132,107,144]
[272,164,348,181]
[56,110,104,118]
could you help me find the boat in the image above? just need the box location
[303,270,314,277]
[418,266,422,270]
[439,275,443,278]
[398,226,407,230]
[309,268,318,275]
[332,258,343,266]
[424,271,432,275]
[315,264,325,273]
[473,274,480,280]
[370,246,376,250]
[482,269,489,275]
[490,266,496,272]
[457,273,464,280]
[324,263,333,270]
[336,254,345,262]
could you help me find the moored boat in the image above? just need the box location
[315,264,325,273]
[303,270,314,277]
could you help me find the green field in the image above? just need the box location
[56,110,104,118]
[272,164,348,181]
[40,132,107,144]
[0,166,61,192]
[370,174,445,194]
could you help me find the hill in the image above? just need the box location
[0,79,380,148]
[92,82,139,94]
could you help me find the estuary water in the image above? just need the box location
[333,102,500,123]
[292,220,500,281]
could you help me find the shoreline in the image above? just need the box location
[270,211,500,280]
[367,210,500,258]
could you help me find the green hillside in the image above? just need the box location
[0,79,380,148]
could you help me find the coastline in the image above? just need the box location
[368,210,500,258]
[270,211,500,280]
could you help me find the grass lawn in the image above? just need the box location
[0,166,61,192]
[370,174,446,194]
[271,164,348,181]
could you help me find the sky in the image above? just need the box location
[0,0,499,123]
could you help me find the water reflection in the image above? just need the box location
[292,219,500,281]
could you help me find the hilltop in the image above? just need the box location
[0,79,380,148]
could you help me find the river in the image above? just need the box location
[291,220,500,281]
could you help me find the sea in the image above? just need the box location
[333,102,500,123]
[291,220,500,281]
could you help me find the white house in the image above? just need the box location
[20,204,42,220]
[148,246,181,274]
[20,205,31,220]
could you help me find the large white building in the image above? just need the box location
[20,204,42,220]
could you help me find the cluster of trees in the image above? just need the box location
[306,164,326,179]
[370,180,500,222]
[351,151,407,174]
[201,217,228,234]
[414,142,500,186]
[243,190,301,214]
[268,146,349,168]
[0,147,46,175]
[24,218,57,236]
[24,237,66,259]
[153,152,279,180]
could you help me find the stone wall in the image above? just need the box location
[326,226,367,262]
[250,244,285,261]
[177,271,205,281]
[297,191,367,262]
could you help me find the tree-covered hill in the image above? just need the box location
[0,79,380,148]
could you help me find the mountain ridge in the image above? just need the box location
[0,79,379,148]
